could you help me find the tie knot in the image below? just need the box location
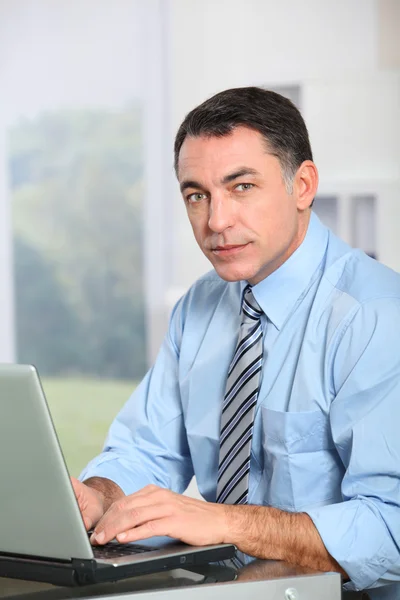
[242,286,263,323]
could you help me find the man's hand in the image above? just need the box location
[88,484,347,580]
[71,477,106,531]
[90,485,230,546]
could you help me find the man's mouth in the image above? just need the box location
[211,243,249,256]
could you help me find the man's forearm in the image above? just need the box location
[83,477,125,512]
[225,504,347,577]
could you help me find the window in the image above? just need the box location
[351,195,377,259]
[0,0,150,475]
[313,196,339,235]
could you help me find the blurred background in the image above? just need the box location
[0,0,399,477]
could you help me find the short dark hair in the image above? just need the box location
[174,86,313,193]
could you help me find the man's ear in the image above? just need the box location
[294,161,319,210]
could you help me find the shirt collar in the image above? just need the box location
[243,212,329,330]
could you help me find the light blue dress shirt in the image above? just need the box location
[81,213,400,596]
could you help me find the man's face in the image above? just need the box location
[177,126,312,285]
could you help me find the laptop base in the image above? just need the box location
[0,545,235,587]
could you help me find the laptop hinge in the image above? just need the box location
[71,558,98,585]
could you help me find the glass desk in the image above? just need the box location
[0,560,342,600]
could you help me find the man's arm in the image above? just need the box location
[226,504,347,575]
[88,483,345,577]
[77,296,194,497]
[302,298,400,591]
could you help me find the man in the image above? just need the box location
[73,87,400,597]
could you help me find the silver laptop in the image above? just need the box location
[0,364,235,586]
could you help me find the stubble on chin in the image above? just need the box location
[211,262,257,283]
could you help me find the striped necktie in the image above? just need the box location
[216,285,264,505]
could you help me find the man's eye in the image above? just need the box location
[187,192,207,203]
[235,183,254,192]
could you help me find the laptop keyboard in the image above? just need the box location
[92,542,156,559]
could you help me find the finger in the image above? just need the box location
[83,515,93,531]
[70,478,88,513]
[116,517,172,543]
[70,477,99,531]
[92,501,171,543]
[70,476,82,495]
[96,486,173,529]
[92,502,171,545]
[91,487,176,544]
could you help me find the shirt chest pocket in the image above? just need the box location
[260,407,343,511]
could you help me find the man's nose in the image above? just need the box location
[208,194,235,233]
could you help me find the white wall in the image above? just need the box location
[305,74,400,184]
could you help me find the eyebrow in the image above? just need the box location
[180,167,259,194]
[180,179,205,193]
[221,167,259,185]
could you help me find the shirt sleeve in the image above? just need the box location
[79,296,194,495]
[305,297,400,592]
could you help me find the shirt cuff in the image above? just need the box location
[305,499,398,591]
[79,454,164,496]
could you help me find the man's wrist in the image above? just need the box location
[219,503,347,577]
[221,504,264,549]
[83,476,125,512]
